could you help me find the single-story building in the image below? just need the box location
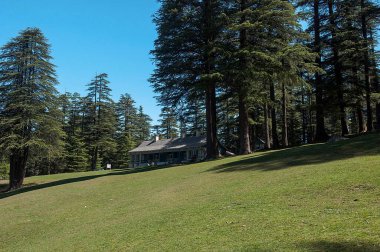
[129,135,207,168]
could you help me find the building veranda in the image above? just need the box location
[129,136,207,168]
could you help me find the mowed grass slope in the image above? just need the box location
[0,134,379,251]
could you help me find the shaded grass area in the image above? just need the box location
[209,133,380,173]
[0,165,172,199]
[0,133,379,251]
[0,181,9,192]
[299,240,380,252]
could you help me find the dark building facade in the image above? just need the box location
[129,136,206,168]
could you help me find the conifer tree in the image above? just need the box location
[159,107,178,139]
[85,73,117,170]
[117,94,138,136]
[201,0,224,158]
[0,28,64,190]
[114,133,135,168]
[323,0,364,133]
[114,94,138,168]
[135,106,152,142]
[297,0,330,141]
[327,0,349,136]
[181,94,207,137]
[270,80,280,148]
[312,0,330,141]
[65,133,88,172]
[61,92,88,172]
[151,0,224,159]
[322,0,379,133]
[223,0,316,150]
[359,0,380,131]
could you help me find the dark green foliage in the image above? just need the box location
[114,133,135,168]
[297,0,379,136]
[217,90,239,153]
[57,92,88,172]
[64,133,88,172]
[0,25,150,186]
[0,28,64,190]
[136,106,152,142]
[179,94,207,137]
[151,0,225,158]
[114,94,140,168]
[152,0,321,153]
[117,94,138,136]
[84,73,117,170]
[151,0,379,155]
[159,107,178,139]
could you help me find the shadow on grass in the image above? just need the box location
[0,183,9,192]
[300,240,380,252]
[208,133,380,173]
[0,165,172,200]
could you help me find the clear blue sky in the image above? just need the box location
[0,0,161,124]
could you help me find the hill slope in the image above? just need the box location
[1,133,379,251]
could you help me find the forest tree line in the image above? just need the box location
[0,29,152,189]
[151,0,380,157]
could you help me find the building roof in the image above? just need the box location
[129,136,207,154]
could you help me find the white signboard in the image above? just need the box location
[106,164,112,169]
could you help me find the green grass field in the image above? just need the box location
[1,133,379,251]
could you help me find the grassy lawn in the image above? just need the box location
[0,133,379,251]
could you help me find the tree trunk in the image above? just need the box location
[250,112,256,151]
[238,94,251,154]
[308,97,314,143]
[264,103,271,149]
[205,82,218,159]
[361,0,373,131]
[301,91,307,143]
[373,77,380,131]
[270,81,280,148]
[313,0,329,142]
[369,27,380,130]
[357,105,364,133]
[203,0,219,159]
[237,0,251,155]
[282,83,288,147]
[225,99,231,147]
[376,103,380,130]
[353,66,365,133]
[91,146,98,170]
[328,0,349,136]
[8,147,29,191]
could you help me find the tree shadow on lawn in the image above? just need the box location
[0,165,173,200]
[299,240,380,252]
[208,133,380,173]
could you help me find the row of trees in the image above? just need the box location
[0,28,151,190]
[151,0,380,156]
[58,76,151,173]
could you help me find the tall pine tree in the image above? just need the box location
[0,28,64,190]
[85,73,117,170]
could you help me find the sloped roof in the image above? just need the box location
[129,136,206,154]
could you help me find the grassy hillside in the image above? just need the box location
[1,133,379,251]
